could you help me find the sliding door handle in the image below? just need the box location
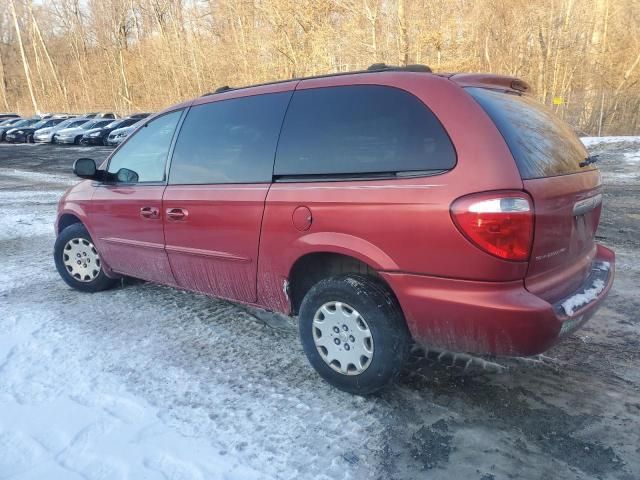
[140,207,159,219]
[166,208,188,220]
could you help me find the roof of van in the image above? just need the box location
[201,63,531,98]
[201,63,433,97]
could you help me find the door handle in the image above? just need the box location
[166,208,188,220]
[140,207,159,219]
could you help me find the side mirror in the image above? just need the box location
[73,158,97,179]
[116,168,139,183]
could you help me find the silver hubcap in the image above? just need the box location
[312,301,374,375]
[62,238,101,282]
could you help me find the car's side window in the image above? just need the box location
[274,85,456,177]
[168,91,292,185]
[107,110,182,183]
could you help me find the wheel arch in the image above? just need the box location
[57,212,83,234]
[287,251,401,316]
[56,208,119,279]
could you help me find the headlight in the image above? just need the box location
[16,130,23,134]
[89,131,101,137]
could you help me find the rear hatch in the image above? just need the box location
[467,87,602,302]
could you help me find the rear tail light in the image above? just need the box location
[451,191,534,262]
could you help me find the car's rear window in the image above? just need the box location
[467,87,594,179]
[274,85,456,178]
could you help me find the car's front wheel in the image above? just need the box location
[298,274,410,395]
[54,223,117,293]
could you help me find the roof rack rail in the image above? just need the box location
[367,63,432,73]
[202,85,232,96]
[201,63,433,97]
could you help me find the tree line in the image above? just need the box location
[1,0,638,136]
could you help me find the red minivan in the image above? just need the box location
[54,64,615,394]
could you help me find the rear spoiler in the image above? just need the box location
[449,73,532,94]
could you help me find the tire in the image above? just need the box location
[74,135,82,145]
[298,274,410,395]
[54,223,117,293]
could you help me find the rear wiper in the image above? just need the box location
[579,155,599,167]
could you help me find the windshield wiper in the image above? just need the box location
[579,155,599,167]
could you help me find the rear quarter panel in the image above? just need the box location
[257,73,526,313]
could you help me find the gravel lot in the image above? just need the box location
[0,141,638,480]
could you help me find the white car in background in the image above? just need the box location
[34,117,89,143]
[104,119,145,146]
[53,119,113,145]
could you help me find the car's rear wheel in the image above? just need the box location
[298,274,410,395]
[54,223,117,293]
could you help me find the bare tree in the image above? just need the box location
[0,0,637,134]
[9,0,38,112]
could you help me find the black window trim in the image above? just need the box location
[271,83,458,183]
[100,108,187,187]
[273,169,448,183]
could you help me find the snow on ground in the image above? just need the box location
[581,136,640,185]
[1,142,639,480]
[581,135,640,147]
[623,150,640,163]
[0,167,77,187]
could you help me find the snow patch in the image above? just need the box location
[623,151,640,163]
[0,168,77,186]
[561,279,606,316]
[0,207,56,241]
[581,136,640,147]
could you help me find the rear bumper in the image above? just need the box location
[380,244,615,356]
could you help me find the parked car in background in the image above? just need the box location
[105,116,150,146]
[6,117,71,143]
[35,117,88,144]
[82,112,117,119]
[0,117,23,129]
[127,112,151,119]
[0,113,20,121]
[54,119,113,145]
[1,117,43,142]
[54,65,614,394]
[105,123,137,146]
[80,117,141,146]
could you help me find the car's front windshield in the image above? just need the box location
[8,119,28,128]
[91,120,112,129]
[32,119,51,129]
[65,119,88,129]
[80,120,101,130]
[55,118,77,129]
